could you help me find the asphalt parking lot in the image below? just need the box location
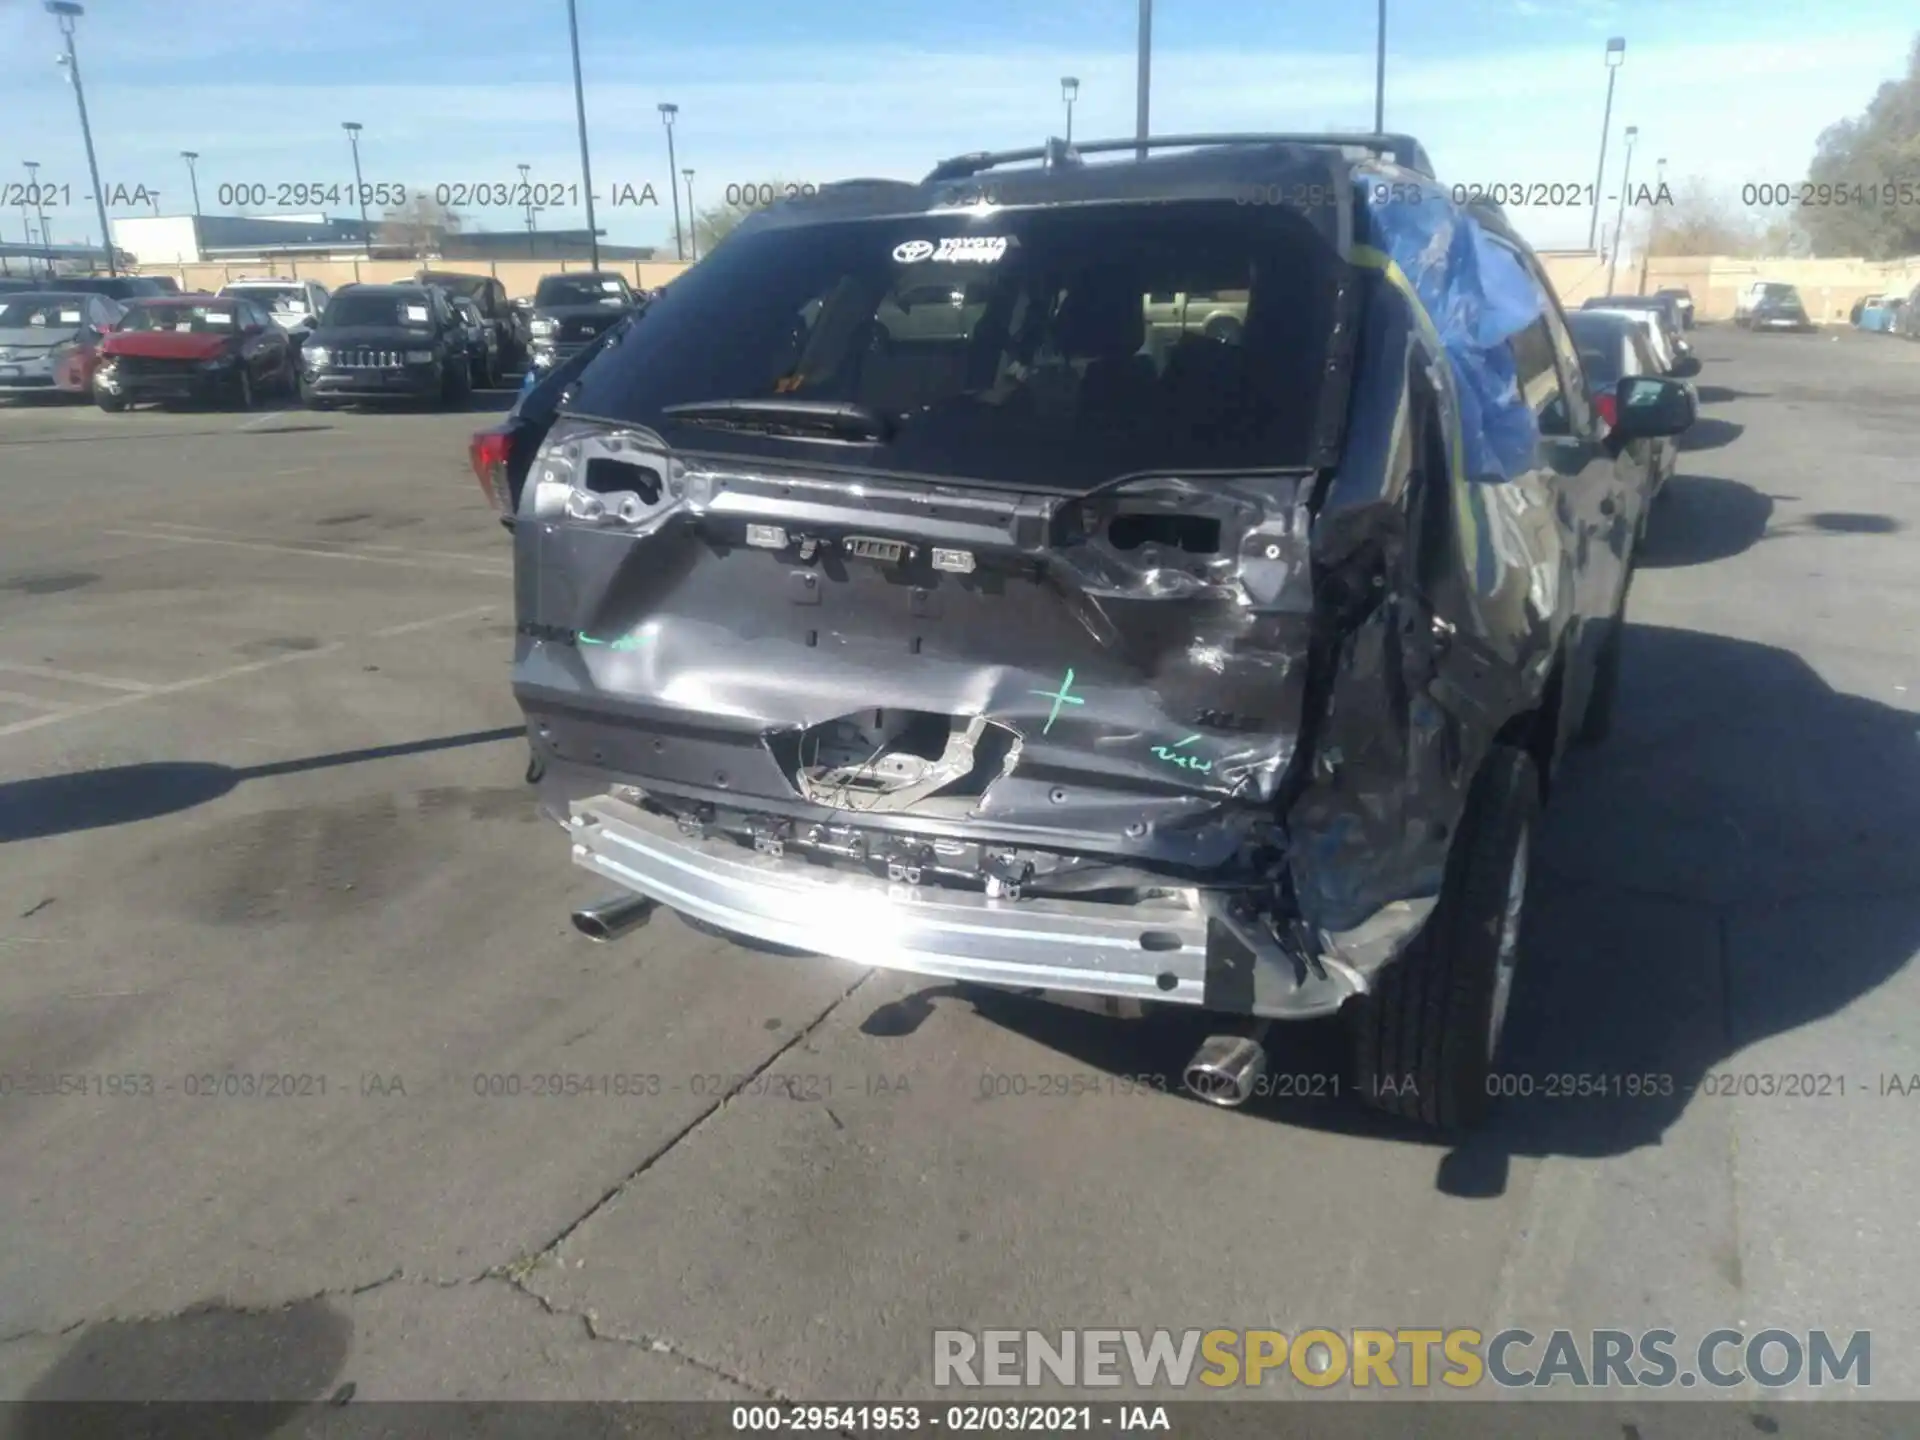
[1,329,1917,1415]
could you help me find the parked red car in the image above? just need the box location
[93,294,296,411]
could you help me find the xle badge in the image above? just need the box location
[844,536,912,564]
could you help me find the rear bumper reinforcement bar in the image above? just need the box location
[567,793,1421,1019]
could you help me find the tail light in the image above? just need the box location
[469,427,513,512]
[1594,392,1618,429]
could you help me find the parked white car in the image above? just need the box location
[1733,280,1790,325]
[216,277,331,340]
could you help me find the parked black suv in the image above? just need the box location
[525,270,641,373]
[509,133,1695,1130]
[300,283,472,409]
[418,270,527,370]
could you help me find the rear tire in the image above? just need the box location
[443,360,472,411]
[1348,745,1540,1131]
[234,368,256,411]
[95,389,126,413]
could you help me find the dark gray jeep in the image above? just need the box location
[508,133,1696,1130]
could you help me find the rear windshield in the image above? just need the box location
[423,274,488,301]
[1758,284,1802,301]
[563,201,1340,491]
[120,303,240,333]
[1566,316,1628,384]
[323,292,435,328]
[0,297,90,329]
[536,275,631,307]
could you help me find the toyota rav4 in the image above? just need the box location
[506,133,1696,1130]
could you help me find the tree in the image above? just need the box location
[1642,177,1761,257]
[376,195,463,259]
[1799,34,1920,259]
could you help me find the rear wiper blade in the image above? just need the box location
[660,398,895,442]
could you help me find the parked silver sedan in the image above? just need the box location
[0,291,124,400]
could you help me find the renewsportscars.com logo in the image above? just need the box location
[933,1328,1871,1391]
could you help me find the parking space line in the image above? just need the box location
[141,519,503,565]
[0,603,497,743]
[0,660,154,692]
[0,689,69,711]
[102,527,510,578]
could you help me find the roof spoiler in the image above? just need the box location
[925,132,1435,183]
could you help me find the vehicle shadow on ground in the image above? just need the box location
[932,623,1920,1190]
[1677,417,1744,451]
[1693,385,1770,404]
[10,1297,351,1435]
[1635,475,1773,568]
[0,727,524,844]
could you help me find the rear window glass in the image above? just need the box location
[0,298,89,328]
[1566,317,1627,383]
[564,201,1341,490]
[120,303,238,333]
[323,293,434,327]
[536,275,630,307]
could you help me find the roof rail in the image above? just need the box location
[925,132,1434,183]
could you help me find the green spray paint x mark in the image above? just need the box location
[1028,667,1085,735]
[1151,734,1212,773]
[578,633,646,652]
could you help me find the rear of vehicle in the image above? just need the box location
[421,272,524,368]
[527,272,635,372]
[301,287,466,407]
[1748,282,1812,332]
[1569,309,1675,507]
[1656,287,1694,329]
[0,292,116,398]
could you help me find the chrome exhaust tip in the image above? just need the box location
[1183,1029,1270,1109]
[571,895,656,943]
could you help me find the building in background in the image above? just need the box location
[109,214,652,267]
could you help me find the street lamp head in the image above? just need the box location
[181,150,198,162]
[1625,124,1639,142]
[659,102,678,124]
[342,120,362,134]
[682,167,694,179]
[45,1,85,16]
[1062,76,1079,99]
[1605,35,1625,64]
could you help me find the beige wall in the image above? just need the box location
[136,256,693,299]
[136,250,1920,325]
[1538,250,1920,323]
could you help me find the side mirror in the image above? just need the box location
[1612,375,1696,440]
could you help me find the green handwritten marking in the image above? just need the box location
[578,633,645,651]
[1151,735,1212,773]
[1028,667,1085,736]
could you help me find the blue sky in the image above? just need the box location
[4,0,1914,256]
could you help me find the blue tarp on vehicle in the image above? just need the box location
[1355,173,1544,483]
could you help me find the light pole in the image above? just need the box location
[343,122,371,256]
[46,2,116,274]
[1061,77,1079,145]
[659,103,683,262]
[1604,125,1638,295]
[683,169,697,262]
[24,161,51,256]
[1135,0,1152,160]
[566,0,602,270]
[181,151,201,217]
[1587,37,1625,251]
[1374,0,1386,131]
[519,162,537,256]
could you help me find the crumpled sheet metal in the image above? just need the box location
[1353,168,1543,483]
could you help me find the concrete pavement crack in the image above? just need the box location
[496,1272,798,1403]
[507,968,877,1271]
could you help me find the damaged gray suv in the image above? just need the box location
[510,133,1697,1130]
